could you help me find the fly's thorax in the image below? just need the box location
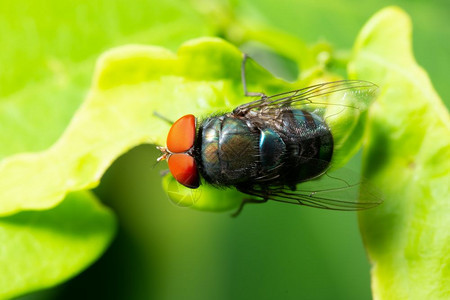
[198,116,259,185]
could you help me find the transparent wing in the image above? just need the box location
[233,80,378,115]
[239,167,383,211]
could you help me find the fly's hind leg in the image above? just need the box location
[241,54,266,98]
[231,197,268,218]
[232,54,269,117]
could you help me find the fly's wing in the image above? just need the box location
[233,80,379,173]
[239,167,383,211]
[233,80,378,117]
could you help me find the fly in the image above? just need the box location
[157,54,381,216]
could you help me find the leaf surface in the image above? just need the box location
[349,7,450,299]
[0,191,116,299]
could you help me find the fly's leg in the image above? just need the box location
[231,54,269,116]
[153,111,174,125]
[231,197,268,218]
[325,172,352,187]
[159,169,170,177]
[241,54,266,98]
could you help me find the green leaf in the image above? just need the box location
[0,191,116,298]
[349,7,450,299]
[0,1,210,158]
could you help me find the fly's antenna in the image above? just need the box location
[156,146,170,162]
[153,111,172,163]
[241,53,266,98]
[153,147,166,168]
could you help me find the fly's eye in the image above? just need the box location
[167,114,196,153]
[168,154,200,189]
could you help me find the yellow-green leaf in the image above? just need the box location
[349,7,450,299]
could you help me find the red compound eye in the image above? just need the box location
[168,154,200,188]
[167,114,196,153]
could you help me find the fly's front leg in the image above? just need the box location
[153,111,174,125]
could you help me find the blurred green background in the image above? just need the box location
[3,0,448,299]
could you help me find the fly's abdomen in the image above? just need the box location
[281,109,333,183]
[259,127,286,172]
[200,116,259,185]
